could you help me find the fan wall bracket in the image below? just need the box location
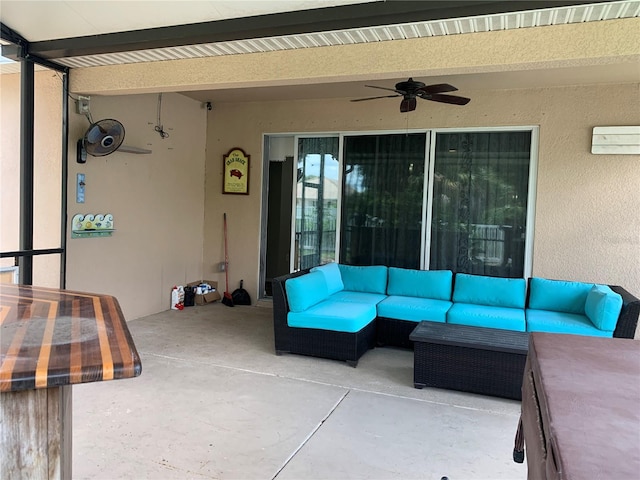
[76,139,87,164]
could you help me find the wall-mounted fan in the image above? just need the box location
[351,78,470,112]
[77,119,125,163]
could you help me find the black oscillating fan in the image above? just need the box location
[77,119,125,163]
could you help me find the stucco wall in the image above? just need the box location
[205,83,640,302]
[65,93,207,319]
[70,18,640,96]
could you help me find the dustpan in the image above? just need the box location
[232,280,251,306]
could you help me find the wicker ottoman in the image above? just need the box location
[409,321,529,400]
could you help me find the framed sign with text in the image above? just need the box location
[223,148,250,195]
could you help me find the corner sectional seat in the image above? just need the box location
[272,263,640,367]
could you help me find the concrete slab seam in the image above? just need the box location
[142,351,519,417]
[271,390,351,480]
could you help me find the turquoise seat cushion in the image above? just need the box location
[528,277,593,314]
[285,271,329,313]
[447,303,526,331]
[287,300,377,333]
[338,264,388,294]
[584,284,623,331]
[452,273,526,309]
[387,268,453,300]
[330,290,387,305]
[377,296,451,323]
[526,309,612,337]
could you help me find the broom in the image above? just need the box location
[222,213,234,307]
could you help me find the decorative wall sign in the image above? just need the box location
[223,147,250,195]
[71,213,114,238]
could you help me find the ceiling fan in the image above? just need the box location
[351,78,470,112]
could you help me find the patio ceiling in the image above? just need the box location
[1,0,639,101]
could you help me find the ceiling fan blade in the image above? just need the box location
[365,85,404,94]
[418,83,458,95]
[400,97,417,112]
[427,93,471,105]
[351,94,401,102]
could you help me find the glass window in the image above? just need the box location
[294,137,339,270]
[429,131,532,277]
[341,133,426,268]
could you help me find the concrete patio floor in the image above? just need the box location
[73,301,526,479]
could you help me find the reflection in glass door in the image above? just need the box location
[293,137,339,270]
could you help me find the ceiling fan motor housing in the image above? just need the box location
[395,78,425,93]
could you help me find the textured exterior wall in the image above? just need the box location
[65,93,207,319]
[533,85,640,289]
[70,18,640,95]
[204,83,640,302]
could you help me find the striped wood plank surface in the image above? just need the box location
[0,284,141,392]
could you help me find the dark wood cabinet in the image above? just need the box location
[515,332,640,479]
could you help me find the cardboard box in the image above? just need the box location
[187,280,221,305]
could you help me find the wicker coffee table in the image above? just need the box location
[409,321,529,400]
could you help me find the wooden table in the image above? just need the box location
[515,332,640,479]
[0,284,142,479]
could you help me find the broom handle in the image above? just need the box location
[224,213,230,292]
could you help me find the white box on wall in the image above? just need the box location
[591,126,640,155]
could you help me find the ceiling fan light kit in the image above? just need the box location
[351,78,470,112]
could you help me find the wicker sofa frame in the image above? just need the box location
[272,269,376,367]
[272,269,640,368]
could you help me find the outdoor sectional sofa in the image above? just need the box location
[272,263,640,367]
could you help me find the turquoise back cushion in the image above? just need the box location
[528,277,593,314]
[310,262,344,295]
[453,273,526,308]
[387,268,453,300]
[584,284,623,331]
[338,265,388,294]
[285,271,329,312]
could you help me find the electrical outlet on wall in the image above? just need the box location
[76,96,91,115]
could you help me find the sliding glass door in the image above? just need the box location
[340,133,426,268]
[293,137,339,270]
[428,130,533,277]
[281,128,535,278]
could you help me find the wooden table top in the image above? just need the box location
[1,284,141,392]
[529,332,640,479]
